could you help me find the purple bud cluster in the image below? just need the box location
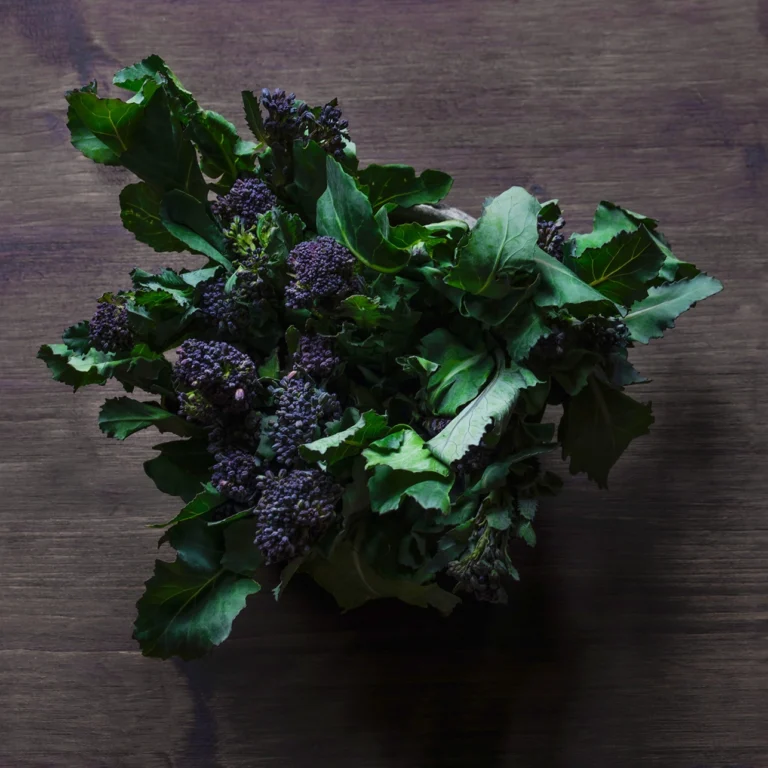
[537,215,566,262]
[305,100,350,159]
[295,334,339,379]
[269,375,342,467]
[211,178,277,229]
[89,301,134,353]
[253,468,342,564]
[579,316,630,356]
[260,88,308,146]
[285,236,360,310]
[173,339,259,421]
[211,447,262,504]
[198,278,250,335]
[447,524,510,604]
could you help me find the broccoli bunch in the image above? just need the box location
[89,301,133,353]
[294,333,339,379]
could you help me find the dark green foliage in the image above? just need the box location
[40,55,723,659]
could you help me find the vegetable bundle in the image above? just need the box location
[40,56,722,660]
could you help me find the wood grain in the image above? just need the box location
[1,0,766,766]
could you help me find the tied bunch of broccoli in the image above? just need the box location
[40,55,722,660]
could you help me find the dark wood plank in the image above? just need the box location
[1,0,766,766]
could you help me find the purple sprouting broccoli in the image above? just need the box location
[537,214,566,262]
[173,339,259,423]
[198,278,250,335]
[269,374,341,467]
[253,468,342,564]
[578,316,630,356]
[285,236,360,310]
[260,88,309,147]
[305,100,350,159]
[211,447,262,504]
[295,333,339,379]
[89,301,134,353]
[211,178,277,230]
[446,523,513,604]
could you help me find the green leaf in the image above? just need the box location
[98,397,197,440]
[184,109,241,184]
[365,427,450,476]
[302,541,460,615]
[256,208,305,261]
[551,349,603,396]
[468,446,557,494]
[559,376,654,488]
[38,343,105,390]
[120,182,186,252]
[287,140,328,225]
[485,509,511,530]
[419,329,493,416]
[358,164,453,211]
[531,249,610,307]
[241,90,268,144]
[427,352,539,465]
[568,227,665,306]
[503,306,550,362]
[258,349,281,379]
[133,559,260,660]
[143,438,213,502]
[131,267,193,306]
[113,54,195,112]
[368,466,453,514]
[445,186,539,297]
[300,410,389,465]
[623,274,723,343]
[316,155,410,273]
[222,518,262,576]
[160,190,233,269]
[150,484,224,528]
[340,295,384,328]
[66,83,121,164]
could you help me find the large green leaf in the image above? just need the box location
[364,427,450,476]
[301,541,460,614]
[418,329,493,416]
[143,438,213,502]
[358,164,453,210]
[531,248,609,307]
[120,183,186,252]
[502,306,550,362]
[160,190,233,269]
[287,139,328,225]
[559,376,654,488]
[427,352,539,465]
[150,484,225,528]
[316,155,410,273]
[445,186,539,297]
[300,410,389,465]
[113,54,195,112]
[98,397,197,440]
[568,227,665,306]
[134,559,260,660]
[367,466,453,514]
[623,274,723,343]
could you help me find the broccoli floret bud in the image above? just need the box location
[295,333,339,379]
[537,215,566,262]
[285,236,360,310]
[260,88,308,146]
[89,301,133,353]
[253,468,342,564]
[173,339,259,421]
[269,374,342,467]
[424,417,492,475]
[446,524,511,604]
[579,316,630,355]
[306,100,350,159]
[199,278,250,335]
[211,178,277,230]
[211,447,262,504]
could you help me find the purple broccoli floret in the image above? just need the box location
[305,100,350,159]
[295,333,339,379]
[253,468,342,564]
[211,447,262,504]
[211,178,277,229]
[173,339,259,422]
[285,236,360,310]
[89,301,133,353]
[198,278,250,335]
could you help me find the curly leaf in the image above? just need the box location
[98,397,198,440]
[365,427,450,477]
[143,438,213,502]
[358,164,453,211]
[300,410,389,465]
[368,466,453,514]
[559,376,654,488]
[120,183,186,252]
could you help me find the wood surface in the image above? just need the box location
[0,0,766,765]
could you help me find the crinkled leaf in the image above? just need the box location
[120,182,186,252]
[144,438,213,502]
[368,466,453,514]
[503,306,550,362]
[531,249,609,308]
[316,155,409,273]
[300,410,389,465]
[358,164,453,210]
[302,541,460,615]
[428,352,539,465]
[365,427,450,477]
[559,376,654,488]
[623,274,723,343]
[446,186,539,298]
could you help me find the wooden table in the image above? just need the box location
[1,1,766,765]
